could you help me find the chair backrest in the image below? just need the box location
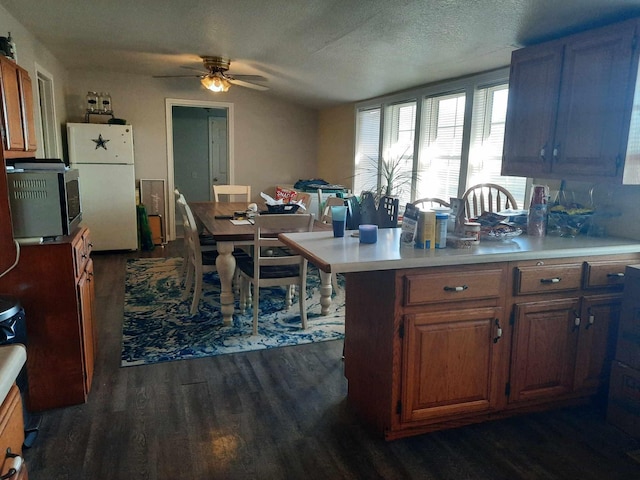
[377,195,399,228]
[253,213,314,275]
[320,197,347,224]
[213,184,251,202]
[461,183,518,219]
[345,195,361,230]
[412,197,450,210]
[359,191,377,225]
[176,194,203,263]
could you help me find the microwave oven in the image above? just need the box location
[6,169,82,238]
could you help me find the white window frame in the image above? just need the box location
[354,67,530,207]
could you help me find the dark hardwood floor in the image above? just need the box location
[23,242,640,479]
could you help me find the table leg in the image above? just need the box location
[216,241,236,326]
[319,270,333,316]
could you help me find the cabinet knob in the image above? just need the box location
[586,308,595,329]
[493,319,503,344]
[443,285,468,292]
[540,144,547,162]
[573,310,581,331]
[606,272,624,278]
[540,277,561,284]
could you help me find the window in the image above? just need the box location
[418,92,466,201]
[353,107,381,196]
[354,68,527,210]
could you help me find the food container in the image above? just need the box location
[463,222,481,245]
[435,213,448,248]
[265,204,300,214]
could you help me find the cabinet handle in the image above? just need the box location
[606,272,624,278]
[586,308,595,329]
[553,144,560,160]
[540,145,547,162]
[540,277,561,284]
[443,285,468,292]
[0,449,23,480]
[573,310,581,331]
[493,319,502,344]
[88,242,94,248]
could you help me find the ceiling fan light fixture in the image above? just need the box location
[201,72,231,92]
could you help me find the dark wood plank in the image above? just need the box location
[21,242,640,479]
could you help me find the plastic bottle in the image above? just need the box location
[435,213,448,248]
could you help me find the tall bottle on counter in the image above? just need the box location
[527,184,548,237]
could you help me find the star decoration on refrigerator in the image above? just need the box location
[92,134,109,150]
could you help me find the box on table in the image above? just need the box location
[607,360,640,437]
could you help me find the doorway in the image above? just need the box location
[165,98,235,241]
[34,63,60,158]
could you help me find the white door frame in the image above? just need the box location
[165,98,234,241]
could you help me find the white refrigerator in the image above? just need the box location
[67,123,138,250]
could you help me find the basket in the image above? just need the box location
[264,204,300,214]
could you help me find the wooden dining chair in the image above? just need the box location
[176,194,219,314]
[237,213,314,335]
[412,197,450,210]
[212,184,251,202]
[174,189,215,275]
[320,196,347,224]
[461,183,518,219]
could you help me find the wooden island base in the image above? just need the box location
[342,253,638,440]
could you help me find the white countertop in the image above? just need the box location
[279,229,640,273]
[0,344,26,405]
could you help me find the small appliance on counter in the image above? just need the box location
[6,167,82,239]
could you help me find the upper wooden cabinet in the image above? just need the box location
[0,55,36,157]
[502,18,640,184]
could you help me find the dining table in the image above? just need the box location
[189,201,334,326]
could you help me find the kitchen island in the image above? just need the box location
[279,229,640,439]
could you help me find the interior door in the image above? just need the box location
[209,116,229,189]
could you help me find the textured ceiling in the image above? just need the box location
[2,0,640,108]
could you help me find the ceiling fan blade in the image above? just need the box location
[180,65,209,73]
[228,74,268,82]
[228,78,269,91]
[153,74,203,78]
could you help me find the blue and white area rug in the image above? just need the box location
[121,257,345,366]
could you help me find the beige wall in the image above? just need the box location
[317,104,355,189]
[63,71,319,206]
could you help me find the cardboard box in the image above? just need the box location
[607,361,640,437]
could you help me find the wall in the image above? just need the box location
[317,104,355,189]
[63,71,319,204]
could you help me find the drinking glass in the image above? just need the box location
[331,206,347,237]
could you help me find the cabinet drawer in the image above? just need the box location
[515,263,582,295]
[584,260,629,289]
[404,268,504,306]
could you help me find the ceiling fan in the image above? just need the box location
[154,56,269,92]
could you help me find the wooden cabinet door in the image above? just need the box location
[0,57,24,151]
[401,307,504,424]
[502,43,562,177]
[552,23,637,179]
[17,69,36,152]
[509,298,580,404]
[77,258,96,393]
[0,150,16,273]
[574,294,621,392]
